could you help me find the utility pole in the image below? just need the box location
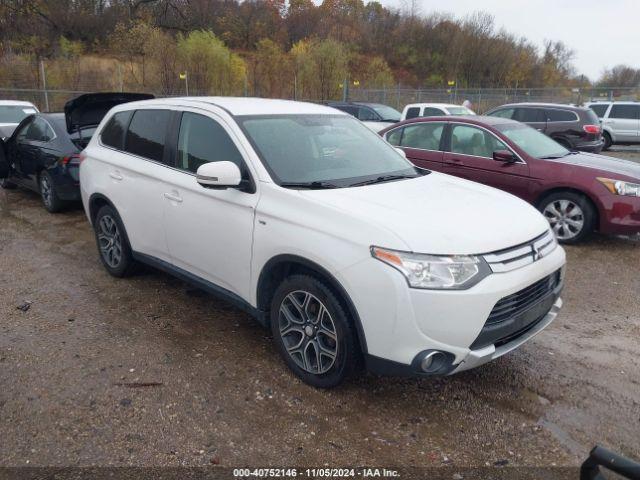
[40,60,49,112]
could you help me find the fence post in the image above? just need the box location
[39,59,50,112]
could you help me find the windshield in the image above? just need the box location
[371,105,402,122]
[496,123,569,159]
[238,114,421,187]
[0,105,37,123]
[447,106,475,115]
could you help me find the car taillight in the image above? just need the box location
[61,154,81,166]
[583,125,600,134]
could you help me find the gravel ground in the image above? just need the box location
[0,150,639,468]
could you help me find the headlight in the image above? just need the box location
[371,246,490,290]
[597,177,640,197]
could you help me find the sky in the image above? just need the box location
[372,0,640,81]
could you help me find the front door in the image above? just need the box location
[444,123,531,199]
[162,110,258,300]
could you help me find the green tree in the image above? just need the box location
[177,30,246,95]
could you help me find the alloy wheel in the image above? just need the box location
[97,215,123,268]
[543,199,585,241]
[278,290,338,375]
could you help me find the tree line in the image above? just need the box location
[0,0,638,101]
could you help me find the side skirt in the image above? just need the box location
[131,251,267,327]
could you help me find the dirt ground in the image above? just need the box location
[0,149,639,468]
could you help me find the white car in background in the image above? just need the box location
[585,101,640,150]
[0,100,39,140]
[80,97,565,388]
[401,103,476,121]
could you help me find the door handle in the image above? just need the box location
[109,171,123,181]
[164,192,183,203]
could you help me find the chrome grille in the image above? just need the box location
[487,270,562,325]
[483,230,557,273]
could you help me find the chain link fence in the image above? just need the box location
[349,86,640,113]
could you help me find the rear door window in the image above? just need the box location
[399,123,445,151]
[546,109,577,122]
[589,104,609,118]
[101,111,132,150]
[176,112,245,174]
[514,108,546,123]
[124,109,172,163]
[609,105,640,120]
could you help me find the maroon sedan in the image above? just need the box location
[380,116,640,243]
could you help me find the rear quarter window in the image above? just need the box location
[610,105,640,120]
[589,104,609,118]
[100,111,132,149]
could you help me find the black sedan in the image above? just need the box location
[0,93,153,212]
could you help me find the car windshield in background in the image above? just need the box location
[0,105,37,123]
[496,123,569,159]
[238,114,421,188]
[448,106,475,115]
[371,105,402,122]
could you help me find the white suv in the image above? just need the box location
[80,97,566,387]
[585,101,640,149]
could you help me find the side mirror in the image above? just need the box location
[395,147,407,158]
[493,149,517,163]
[196,161,242,189]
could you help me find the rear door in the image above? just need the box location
[605,104,640,141]
[443,123,530,198]
[514,107,547,133]
[385,122,446,171]
[12,116,56,187]
[97,108,174,262]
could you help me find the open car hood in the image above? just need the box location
[64,93,154,134]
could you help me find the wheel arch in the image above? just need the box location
[88,193,118,226]
[535,186,602,232]
[256,254,368,354]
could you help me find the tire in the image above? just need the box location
[270,274,360,388]
[538,191,596,244]
[39,171,65,213]
[93,204,138,277]
[602,131,612,151]
[0,178,16,189]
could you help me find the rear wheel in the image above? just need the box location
[39,171,65,213]
[602,131,612,150]
[0,178,16,189]
[539,191,596,244]
[555,138,572,150]
[270,274,360,388]
[94,205,137,277]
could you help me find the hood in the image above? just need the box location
[550,152,640,181]
[299,172,550,255]
[64,92,154,134]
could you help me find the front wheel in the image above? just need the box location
[539,191,596,244]
[270,274,360,388]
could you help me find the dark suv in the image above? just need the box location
[324,101,401,132]
[485,103,603,153]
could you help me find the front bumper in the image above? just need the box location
[599,195,640,236]
[337,243,566,376]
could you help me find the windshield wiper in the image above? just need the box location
[349,174,419,187]
[280,181,339,190]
